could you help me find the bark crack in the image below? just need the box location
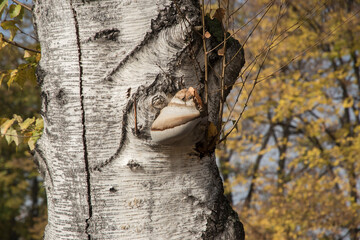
[70,1,92,238]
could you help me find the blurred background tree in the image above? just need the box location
[1,0,359,239]
[217,0,360,239]
[0,1,46,239]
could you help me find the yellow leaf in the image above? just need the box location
[7,69,18,88]
[35,118,44,130]
[343,97,353,108]
[1,118,15,135]
[19,117,35,131]
[13,114,23,123]
[0,72,6,86]
[208,122,218,138]
[27,137,36,150]
[5,127,19,145]
[24,50,32,58]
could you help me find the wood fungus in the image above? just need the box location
[150,87,204,145]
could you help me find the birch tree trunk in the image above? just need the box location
[33,0,245,239]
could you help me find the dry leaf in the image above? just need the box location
[208,122,218,138]
[218,47,225,56]
[204,31,211,39]
[213,8,225,22]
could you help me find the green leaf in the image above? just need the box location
[19,117,35,131]
[1,118,15,135]
[16,5,24,21]
[1,20,18,41]
[0,0,7,15]
[9,4,21,18]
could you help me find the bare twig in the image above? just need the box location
[229,0,249,18]
[221,2,284,134]
[17,27,38,42]
[226,0,274,68]
[218,0,232,135]
[218,80,256,143]
[1,133,41,138]
[256,8,360,83]
[225,0,328,70]
[201,0,209,104]
[13,0,32,12]
[219,1,284,144]
[1,37,40,53]
[209,0,354,94]
[207,0,274,55]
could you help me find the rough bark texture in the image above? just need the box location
[33,0,245,239]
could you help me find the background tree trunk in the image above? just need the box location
[33,0,245,239]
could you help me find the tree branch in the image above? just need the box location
[2,37,40,53]
[13,0,32,12]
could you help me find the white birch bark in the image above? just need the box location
[33,0,245,239]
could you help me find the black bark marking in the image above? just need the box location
[70,2,92,239]
[94,2,199,170]
[93,97,133,171]
[127,160,142,171]
[109,187,117,193]
[32,147,54,187]
[103,2,188,82]
[40,91,49,122]
[93,28,120,41]
[35,65,46,87]
[56,88,68,106]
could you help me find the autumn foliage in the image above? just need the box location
[218,0,360,239]
[1,0,360,239]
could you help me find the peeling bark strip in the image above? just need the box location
[69,1,93,238]
[34,0,245,239]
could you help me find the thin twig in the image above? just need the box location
[226,0,275,68]
[256,8,360,83]
[228,0,249,18]
[13,0,32,12]
[208,0,350,94]
[207,0,274,55]
[218,0,229,134]
[219,78,256,143]
[222,0,285,133]
[2,37,40,53]
[226,0,328,69]
[219,1,284,144]
[1,133,41,138]
[17,27,38,42]
[201,0,209,104]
